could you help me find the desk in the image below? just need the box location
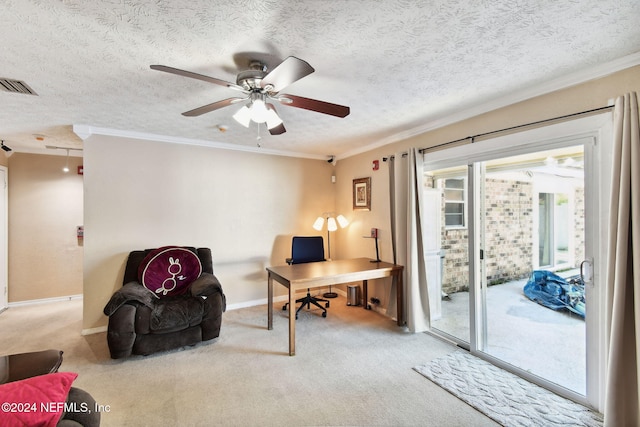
[267,258,404,355]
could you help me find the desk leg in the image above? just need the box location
[396,271,404,326]
[362,280,368,310]
[288,286,295,356]
[267,273,273,330]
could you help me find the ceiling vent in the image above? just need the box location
[0,78,37,95]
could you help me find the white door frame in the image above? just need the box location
[0,166,7,313]
[423,112,613,411]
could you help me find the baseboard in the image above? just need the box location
[226,295,289,311]
[82,289,345,335]
[82,325,107,336]
[367,303,388,316]
[8,294,82,307]
[69,288,351,334]
[226,287,347,311]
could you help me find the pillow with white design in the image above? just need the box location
[138,246,202,298]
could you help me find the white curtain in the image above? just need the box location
[387,148,430,332]
[605,92,640,426]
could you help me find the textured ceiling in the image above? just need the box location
[1,0,639,159]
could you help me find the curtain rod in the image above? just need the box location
[418,104,614,154]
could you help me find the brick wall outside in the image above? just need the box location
[427,175,584,294]
[482,178,533,286]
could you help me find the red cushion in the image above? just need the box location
[0,372,77,427]
[138,246,202,298]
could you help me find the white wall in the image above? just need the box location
[83,134,335,330]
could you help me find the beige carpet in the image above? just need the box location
[0,296,498,427]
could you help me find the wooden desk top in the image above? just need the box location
[266,258,403,288]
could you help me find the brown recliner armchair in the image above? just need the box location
[103,247,226,359]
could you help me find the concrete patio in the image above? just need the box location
[431,275,586,395]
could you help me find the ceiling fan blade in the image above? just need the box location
[151,65,245,92]
[182,97,246,117]
[278,94,350,118]
[268,123,286,135]
[260,56,315,93]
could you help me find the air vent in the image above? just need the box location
[0,78,37,95]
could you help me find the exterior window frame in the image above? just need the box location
[443,177,467,229]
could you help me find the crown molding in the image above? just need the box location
[72,125,328,161]
[74,52,640,162]
[338,51,640,160]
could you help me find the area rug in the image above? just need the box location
[414,351,603,427]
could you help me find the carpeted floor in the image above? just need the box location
[414,351,603,427]
[0,296,499,427]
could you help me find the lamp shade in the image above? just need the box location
[265,105,283,129]
[327,217,338,231]
[233,99,283,130]
[232,105,252,128]
[312,216,325,231]
[250,99,269,123]
[336,214,349,228]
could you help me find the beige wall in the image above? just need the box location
[83,135,335,331]
[333,65,640,311]
[8,153,84,302]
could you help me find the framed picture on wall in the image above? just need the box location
[353,177,371,211]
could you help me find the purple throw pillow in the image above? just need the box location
[139,247,202,298]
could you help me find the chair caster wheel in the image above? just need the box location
[282,306,287,311]
[322,312,327,318]
[295,315,299,319]
[325,302,330,308]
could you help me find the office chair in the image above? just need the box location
[282,236,330,319]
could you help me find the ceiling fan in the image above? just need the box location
[150,56,350,135]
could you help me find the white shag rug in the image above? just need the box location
[414,351,603,427]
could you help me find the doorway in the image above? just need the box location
[478,145,586,394]
[422,112,612,410]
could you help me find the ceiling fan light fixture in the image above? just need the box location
[265,107,283,130]
[233,105,252,128]
[152,56,349,137]
[249,98,269,123]
[233,96,283,130]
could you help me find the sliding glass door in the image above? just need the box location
[424,164,471,345]
[478,145,586,394]
[421,113,612,409]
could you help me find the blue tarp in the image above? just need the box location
[523,270,585,319]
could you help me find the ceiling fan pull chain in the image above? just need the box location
[256,122,262,147]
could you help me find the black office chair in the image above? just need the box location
[282,236,330,319]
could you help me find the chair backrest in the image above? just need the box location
[289,236,326,264]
